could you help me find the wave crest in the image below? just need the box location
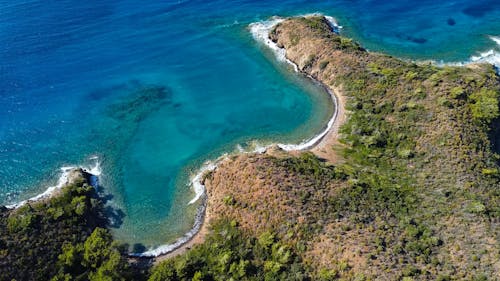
[6,157,101,209]
[469,36,500,69]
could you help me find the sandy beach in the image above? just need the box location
[309,85,347,163]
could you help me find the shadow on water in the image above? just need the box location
[97,189,126,229]
[488,117,500,164]
[462,0,500,18]
[118,243,153,267]
[105,205,126,229]
[88,172,127,229]
[132,243,148,253]
[81,80,179,230]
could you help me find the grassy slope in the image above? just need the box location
[269,16,500,279]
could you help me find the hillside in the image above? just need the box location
[153,16,500,280]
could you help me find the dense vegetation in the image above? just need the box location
[150,219,307,281]
[0,169,134,281]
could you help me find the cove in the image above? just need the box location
[1,0,499,252]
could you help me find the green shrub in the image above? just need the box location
[223,195,236,206]
[450,86,465,99]
[319,60,329,70]
[467,201,486,214]
[469,89,500,122]
[150,220,306,281]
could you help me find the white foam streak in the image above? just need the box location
[324,15,343,31]
[131,197,206,257]
[188,162,217,205]
[87,158,102,176]
[249,17,296,69]
[446,36,500,70]
[6,157,101,209]
[490,36,500,46]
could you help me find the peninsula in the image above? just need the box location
[157,16,500,280]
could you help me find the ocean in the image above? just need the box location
[1,0,499,253]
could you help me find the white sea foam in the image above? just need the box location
[135,14,342,258]
[249,13,339,151]
[469,36,500,68]
[254,144,269,154]
[6,157,101,209]
[490,35,500,46]
[324,15,343,32]
[249,17,292,67]
[278,86,338,151]
[130,197,206,257]
[188,161,217,205]
[440,35,500,70]
[236,144,244,152]
[86,157,102,176]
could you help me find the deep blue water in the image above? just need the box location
[1,0,499,250]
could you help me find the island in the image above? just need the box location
[2,15,499,280]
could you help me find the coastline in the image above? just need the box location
[148,82,346,260]
[309,84,346,163]
[5,14,496,261]
[5,158,101,209]
[4,9,500,279]
[141,14,348,260]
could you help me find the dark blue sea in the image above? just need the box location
[1,0,499,252]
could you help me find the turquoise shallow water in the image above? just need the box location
[1,0,499,251]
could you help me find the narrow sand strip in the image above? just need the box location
[310,85,346,163]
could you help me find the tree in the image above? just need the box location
[83,228,113,269]
[469,89,500,122]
